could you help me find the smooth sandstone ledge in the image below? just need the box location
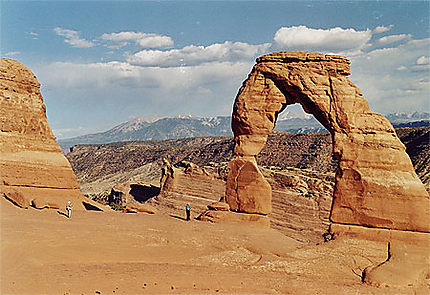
[331,223,430,288]
[198,210,270,227]
[1,186,105,211]
[330,223,430,246]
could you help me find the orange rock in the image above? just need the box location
[159,162,225,202]
[3,191,29,209]
[226,51,429,232]
[331,223,430,287]
[124,203,157,214]
[159,158,177,194]
[362,242,430,287]
[31,198,60,210]
[225,157,272,214]
[207,201,230,211]
[198,210,270,227]
[110,182,158,214]
[0,58,102,211]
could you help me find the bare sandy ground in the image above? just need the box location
[1,197,428,294]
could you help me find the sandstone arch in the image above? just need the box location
[225,51,429,233]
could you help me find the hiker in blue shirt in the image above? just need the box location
[186,203,191,221]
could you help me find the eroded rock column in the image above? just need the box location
[224,67,286,214]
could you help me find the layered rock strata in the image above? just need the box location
[159,161,226,202]
[226,51,429,232]
[0,58,99,210]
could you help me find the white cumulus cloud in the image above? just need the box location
[377,34,411,45]
[373,25,394,34]
[350,38,430,113]
[36,60,252,92]
[41,25,430,138]
[416,55,430,65]
[35,59,253,133]
[54,27,95,48]
[127,41,271,67]
[411,55,430,72]
[272,26,372,54]
[100,31,173,49]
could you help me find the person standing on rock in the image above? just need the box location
[66,201,72,219]
[186,203,191,221]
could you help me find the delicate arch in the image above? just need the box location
[226,51,429,232]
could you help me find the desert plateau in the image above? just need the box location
[3,194,429,295]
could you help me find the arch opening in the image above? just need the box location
[271,80,333,134]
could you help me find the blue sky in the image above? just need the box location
[1,0,429,138]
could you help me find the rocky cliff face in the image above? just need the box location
[226,51,429,232]
[396,127,430,192]
[0,58,98,210]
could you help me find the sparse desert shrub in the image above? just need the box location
[322,228,335,242]
[109,202,124,211]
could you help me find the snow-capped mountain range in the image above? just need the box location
[58,112,429,149]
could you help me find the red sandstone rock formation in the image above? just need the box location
[159,161,226,202]
[160,158,176,194]
[110,183,158,214]
[0,58,100,210]
[226,51,429,232]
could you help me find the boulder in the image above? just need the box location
[109,183,129,207]
[225,157,272,214]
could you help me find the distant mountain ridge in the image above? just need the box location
[58,112,430,149]
[59,116,232,149]
[385,111,430,123]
